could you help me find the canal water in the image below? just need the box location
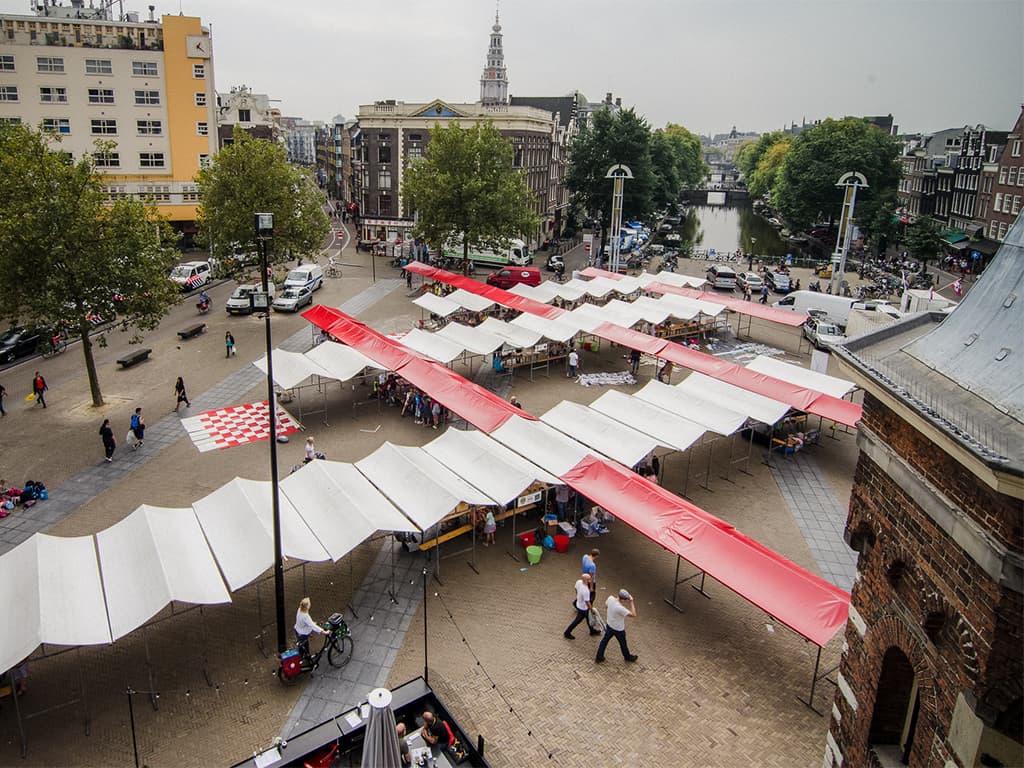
[679,201,822,261]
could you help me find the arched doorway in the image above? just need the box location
[869,646,920,765]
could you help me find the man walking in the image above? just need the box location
[567,347,579,378]
[759,284,770,304]
[582,548,599,597]
[564,573,600,639]
[0,381,6,416]
[32,371,47,408]
[595,588,638,663]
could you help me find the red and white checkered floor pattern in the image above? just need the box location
[181,400,302,452]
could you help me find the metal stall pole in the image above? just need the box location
[507,504,520,563]
[199,605,214,687]
[800,646,823,714]
[422,567,430,684]
[347,556,360,619]
[142,627,158,710]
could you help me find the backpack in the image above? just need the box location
[130,413,140,430]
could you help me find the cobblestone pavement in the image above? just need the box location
[0,247,857,767]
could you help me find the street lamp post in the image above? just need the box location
[748,237,757,273]
[255,212,287,655]
[605,165,633,273]
[830,172,869,294]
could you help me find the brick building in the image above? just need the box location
[828,215,1024,767]
[984,106,1024,244]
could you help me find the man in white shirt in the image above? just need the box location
[595,589,638,663]
[563,573,600,639]
[567,348,579,378]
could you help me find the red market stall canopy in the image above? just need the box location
[561,455,850,648]
[301,306,533,434]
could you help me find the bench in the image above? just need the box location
[116,348,152,368]
[177,323,206,340]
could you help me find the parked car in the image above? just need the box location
[272,284,314,312]
[544,253,565,272]
[486,266,542,290]
[0,326,42,363]
[765,270,792,293]
[706,264,738,290]
[736,272,764,292]
[169,260,211,291]
[803,318,846,349]
[226,283,276,315]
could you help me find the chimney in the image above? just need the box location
[148,4,155,21]
[605,92,612,104]
[615,98,621,108]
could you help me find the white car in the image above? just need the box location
[803,318,846,349]
[169,261,211,292]
[226,283,275,315]
[272,284,314,312]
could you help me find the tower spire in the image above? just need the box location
[480,3,508,105]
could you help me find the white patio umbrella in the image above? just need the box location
[361,687,402,768]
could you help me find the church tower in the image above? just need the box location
[479,7,508,105]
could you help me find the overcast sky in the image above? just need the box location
[3,0,1021,135]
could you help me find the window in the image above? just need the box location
[192,63,205,78]
[39,86,67,103]
[0,55,13,71]
[134,89,159,105]
[1013,196,1022,216]
[198,154,210,168]
[0,85,19,102]
[42,118,70,134]
[90,119,117,135]
[408,144,423,160]
[36,56,64,73]
[137,119,161,135]
[378,168,392,190]
[131,61,158,76]
[1009,167,1018,187]
[1013,140,1022,158]
[378,195,393,216]
[378,145,391,163]
[194,92,207,107]
[999,166,1007,184]
[989,220,999,239]
[181,185,200,202]
[196,121,208,136]
[238,108,251,122]
[88,88,114,104]
[0,116,22,125]
[93,152,119,168]
[999,222,1008,240]
[1003,194,1013,213]
[85,58,112,75]
[139,152,165,168]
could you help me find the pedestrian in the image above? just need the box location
[509,394,523,409]
[31,371,47,408]
[173,376,191,411]
[651,454,660,479]
[0,381,6,416]
[743,284,752,301]
[595,588,638,663]
[655,359,665,382]
[99,418,116,462]
[660,360,673,384]
[628,348,640,374]
[555,484,570,519]
[304,436,317,463]
[405,267,413,290]
[225,331,236,358]
[431,399,441,430]
[564,573,601,639]
[582,548,599,596]
[129,407,145,449]
[567,347,579,378]
[759,285,769,304]
[483,509,496,546]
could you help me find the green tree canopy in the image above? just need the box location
[401,121,538,273]
[735,131,788,181]
[750,137,792,200]
[0,122,181,406]
[565,108,657,230]
[660,123,709,190]
[773,118,901,231]
[904,216,944,274]
[197,127,329,269]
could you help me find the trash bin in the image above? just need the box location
[554,534,570,553]
[526,545,543,565]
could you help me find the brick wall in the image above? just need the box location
[830,393,1023,767]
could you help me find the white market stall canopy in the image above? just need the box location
[253,349,335,390]
[412,292,461,317]
[421,429,559,506]
[635,271,707,289]
[744,355,857,399]
[677,372,791,426]
[96,505,231,640]
[477,317,545,349]
[303,342,381,381]
[509,312,580,342]
[446,288,496,312]
[435,321,505,356]
[607,297,672,325]
[540,400,659,468]
[633,380,748,436]
[587,390,706,453]
[400,328,467,364]
[491,416,594,477]
[356,442,497,530]
[562,277,616,299]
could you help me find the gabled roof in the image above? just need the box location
[412,100,468,119]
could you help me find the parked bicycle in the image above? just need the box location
[277,612,353,684]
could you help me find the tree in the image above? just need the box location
[773,118,901,231]
[750,137,792,200]
[401,121,538,274]
[903,216,944,275]
[661,123,708,190]
[565,108,657,258]
[197,127,329,270]
[0,123,182,406]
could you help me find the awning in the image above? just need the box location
[412,293,460,317]
[562,457,850,647]
[541,400,660,468]
[633,380,748,435]
[435,322,505,356]
[940,229,968,244]
[677,372,792,426]
[588,390,705,452]
[252,349,332,390]
[745,355,856,399]
[400,328,466,364]
[509,312,580,342]
[478,317,544,348]
[490,416,593,477]
[304,341,381,380]
[647,282,807,326]
[446,288,495,312]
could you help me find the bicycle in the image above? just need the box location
[40,334,67,358]
[326,263,342,278]
[277,612,353,684]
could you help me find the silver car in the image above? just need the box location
[272,285,314,312]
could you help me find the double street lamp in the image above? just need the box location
[255,212,287,655]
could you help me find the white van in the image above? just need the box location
[773,290,858,327]
[706,265,738,290]
[169,260,211,291]
[284,264,324,292]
